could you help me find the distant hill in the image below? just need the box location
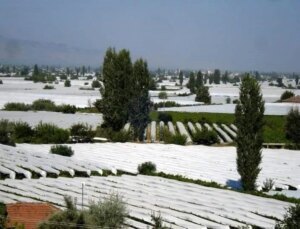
[0,36,102,66]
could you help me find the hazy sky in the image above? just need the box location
[0,0,299,71]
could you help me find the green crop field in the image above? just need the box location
[150,111,288,143]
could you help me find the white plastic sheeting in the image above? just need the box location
[17,143,300,191]
[176,122,193,145]
[0,175,291,228]
[0,144,111,179]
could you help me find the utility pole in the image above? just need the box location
[81,182,85,210]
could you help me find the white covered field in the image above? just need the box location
[0,144,114,179]
[0,111,103,128]
[0,77,100,108]
[1,77,299,111]
[0,175,292,228]
[17,143,300,190]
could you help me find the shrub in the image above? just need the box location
[153,101,180,110]
[0,79,3,84]
[91,80,101,88]
[280,90,295,101]
[192,129,219,145]
[60,75,67,80]
[71,75,79,80]
[110,130,131,142]
[85,193,127,228]
[158,112,172,124]
[232,99,239,104]
[33,122,69,144]
[70,123,95,141]
[43,85,55,90]
[158,91,168,99]
[32,99,56,111]
[161,85,166,91]
[50,145,74,157]
[138,161,157,175]
[39,196,85,229]
[151,211,168,229]
[12,121,34,143]
[262,178,275,192]
[226,97,231,104]
[56,104,77,114]
[0,119,15,146]
[64,79,71,87]
[3,102,31,111]
[96,127,132,143]
[169,133,187,145]
[275,203,300,228]
[163,129,187,145]
[0,202,7,228]
[79,87,94,90]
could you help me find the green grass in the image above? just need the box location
[150,111,288,143]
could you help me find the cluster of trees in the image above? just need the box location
[25,64,56,83]
[99,48,151,141]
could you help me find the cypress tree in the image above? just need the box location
[196,71,203,88]
[235,74,265,191]
[128,59,150,140]
[179,71,183,86]
[187,72,196,93]
[213,69,221,84]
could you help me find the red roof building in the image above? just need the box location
[6,203,59,229]
[282,95,300,103]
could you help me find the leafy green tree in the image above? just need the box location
[179,71,183,86]
[128,59,151,141]
[187,72,196,93]
[196,71,203,88]
[100,48,133,131]
[235,74,265,191]
[195,86,211,104]
[280,90,295,101]
[275,203,300,229]
[213,69,221,84]
[285,108,300,147]
[64,79,71,87]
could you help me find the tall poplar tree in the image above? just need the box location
[128,59,150,140]
[235,74,265,191]
[100,48,132,131]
